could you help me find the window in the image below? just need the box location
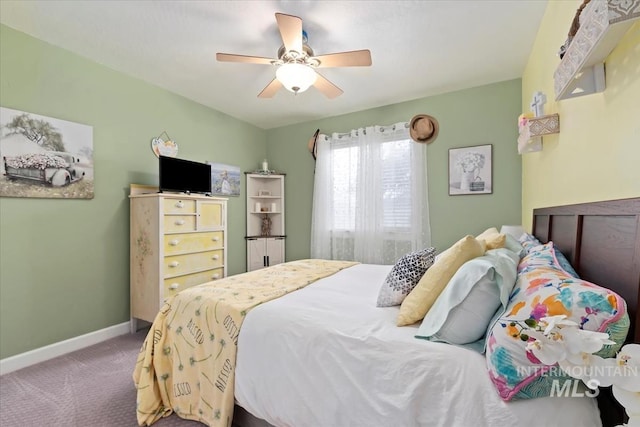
[311,124,430,264]
[332,139,413,231]
[332,144,358,230]
[380,139,412,229]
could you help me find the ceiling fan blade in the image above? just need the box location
[314,50,372,68]
[275,13,303,53]
[258,78,283,98]
[313,73,343,99]
[216,53,275,65]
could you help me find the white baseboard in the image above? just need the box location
[0,322,130,375]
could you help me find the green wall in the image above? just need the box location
[0,23,522,359]
[267,79,523,258]
[0,25,266,358]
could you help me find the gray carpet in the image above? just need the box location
[0,329,204,427]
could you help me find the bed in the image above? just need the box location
[134,197,640,427]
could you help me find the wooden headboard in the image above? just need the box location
[532,197,640,426]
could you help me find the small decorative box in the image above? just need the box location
[470,180,485,191]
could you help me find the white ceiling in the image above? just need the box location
[0,1,548,130]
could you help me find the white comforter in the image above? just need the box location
[235,264,600,427]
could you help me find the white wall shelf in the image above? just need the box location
[554,0,640,101]
[528,114,560,137]
[517,113,560,154]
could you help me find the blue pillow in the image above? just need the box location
[415,248,519,348]
[553,249,579,278]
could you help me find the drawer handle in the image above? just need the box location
[168,261,180,268]
[212,273,221,279]
[212,236,220,242]
[175,201,184,209]
[212,254,220,260]
[169,240,180,246]
[169,283,180,290]
[175,219,185,226]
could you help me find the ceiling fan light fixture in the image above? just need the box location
[217,13,371,98]
[276,63,317,94]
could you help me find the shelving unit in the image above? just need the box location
[554,0,640,100]
[517,113,561,154]
[245,173,285,271]
[527,114,560,137]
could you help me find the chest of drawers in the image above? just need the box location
[129,192,227,332]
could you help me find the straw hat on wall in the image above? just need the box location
[409,114,439,144]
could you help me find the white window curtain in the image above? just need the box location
[310,122,431,264]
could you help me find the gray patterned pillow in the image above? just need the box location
[376,247,436,307]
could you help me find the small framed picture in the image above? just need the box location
[448,144,493,195]
[207,162,241,197]
[258,189,271,197]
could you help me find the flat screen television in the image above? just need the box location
[159,155,212,195]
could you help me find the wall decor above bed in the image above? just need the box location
[448,144,492,195]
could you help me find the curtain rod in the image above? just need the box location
[332,121,409,139]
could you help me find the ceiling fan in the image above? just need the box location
[216,13,372,99]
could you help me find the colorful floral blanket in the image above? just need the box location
[133,259,358,426]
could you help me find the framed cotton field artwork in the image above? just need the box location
[448,144,492,195]
[0,107,94,199]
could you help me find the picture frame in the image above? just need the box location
[0,107,94,199]
[258,189,271,197]
[448,144,492,195]
[207,161,241,196]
